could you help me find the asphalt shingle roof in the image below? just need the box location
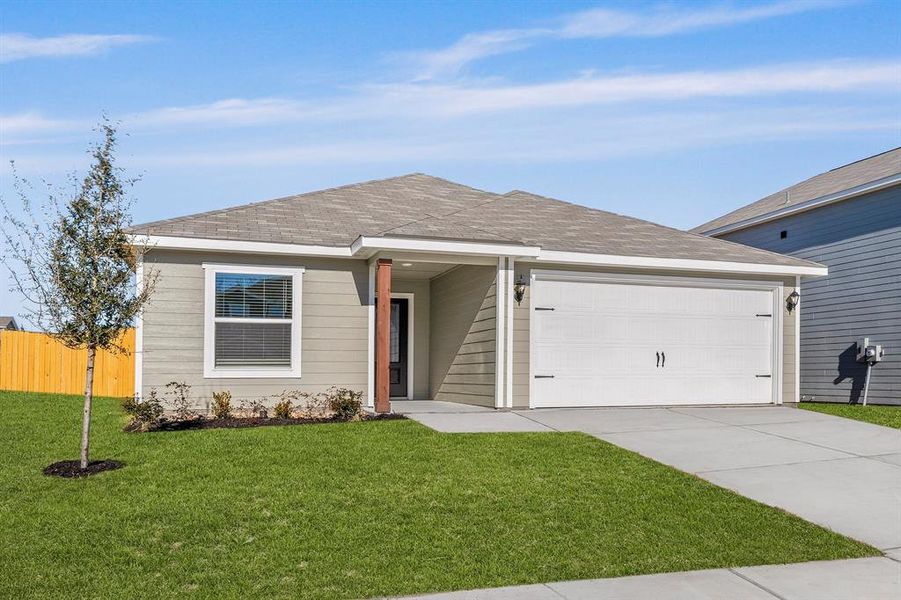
[132,173,821,269]
[693,147,901,234]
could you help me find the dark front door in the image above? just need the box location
[389,298,409,398]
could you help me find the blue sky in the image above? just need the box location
[0,0,899,317]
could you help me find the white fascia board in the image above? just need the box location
[131,234,353,257]
[131,234,826,277]
[133,234,541,260]
[700,174,901,237]
[534,250,828,278]
[354,236,541,258]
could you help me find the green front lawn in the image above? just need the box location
[800,402,901,429]
[0,391,875,599]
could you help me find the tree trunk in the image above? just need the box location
[80,345,97,470]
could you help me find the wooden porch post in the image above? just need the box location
[375,258,392,413]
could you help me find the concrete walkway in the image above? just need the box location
[392,557,901,599]
[397,402,901,550]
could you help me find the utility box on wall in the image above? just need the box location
[856,338,885,365]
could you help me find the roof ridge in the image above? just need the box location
[376,190,507,238]
[828,146,901,172]
[132,173,437,230]
[404,173,503,197]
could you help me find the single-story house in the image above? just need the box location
[694,148,900,405]
[0,316,19,331]
[129,174,826,412]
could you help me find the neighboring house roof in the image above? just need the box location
[131,173,822,270]
[0,316,18,330]
[693,147,901,235]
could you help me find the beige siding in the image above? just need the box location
[429,265,497,406]
[783,279,798,403]
[141,250,370,408]
[392,279,431,399]
[511,270,531,409]
[141,249,799,410]
[511,263,798,408]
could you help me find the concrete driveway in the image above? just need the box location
[396,402,901,552]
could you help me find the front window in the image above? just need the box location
[203,264,304,378]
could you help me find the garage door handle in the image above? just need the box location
[656,352,660,367]
[534,375,555,379]
[661,351,665,367]
[535,307,555,311]
[756,374,771,378]
[756,313,772,317]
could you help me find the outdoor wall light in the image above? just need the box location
[513,275,526,306]
[786,290,800,313]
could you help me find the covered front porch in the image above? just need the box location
[363,247,523,414]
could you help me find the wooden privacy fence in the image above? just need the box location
[0,329,134,397]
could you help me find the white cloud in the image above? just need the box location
[366,60,901,116]
[558,1,840,38]
[133,98,325,127]
[0,112,86,146]
[0,33,155,63]
[4,59,898,143]
[122,106,897,167]
[408,28,548,81]
[112,59,901,127]
[0,112,79,135]
[5,102,893,174]
[407,1,844,79]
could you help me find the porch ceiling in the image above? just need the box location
[391,260,457,280]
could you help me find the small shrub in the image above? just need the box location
[282,389,327,419]
[239,397,267,418]
[273,398,293,419]
[122,389,165,431]
[211,390,232,419]
[302,392,328,419]
[165,381,195,420]
[325,387,363,421]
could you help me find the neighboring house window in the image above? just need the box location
[203,264,304,378]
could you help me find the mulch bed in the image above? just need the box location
[126,412,406,433]
[43,460,124,478]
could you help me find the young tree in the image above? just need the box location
[1,121,156,470]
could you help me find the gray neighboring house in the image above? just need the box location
[694,148,900,405]
[0,317,19,331]
[129,174,825,412]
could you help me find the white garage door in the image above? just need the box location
[531,275,777,407]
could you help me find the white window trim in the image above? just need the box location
[202,263,305,379]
